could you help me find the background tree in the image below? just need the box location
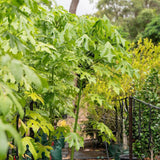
[141,14,160,44]
[124,8,155,40]
[69,0,80,14]
[95,0,131,24]
[93,0,160,40]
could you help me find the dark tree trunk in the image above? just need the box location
[69,0,80,14]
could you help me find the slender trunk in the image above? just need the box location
[69,2,80,159]
[70,81,82,160]
[69,0,80,14]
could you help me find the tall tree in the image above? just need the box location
[93,0,160,40]
[142,14,160,44]
[95,0,131,23]
[69,0,80,14]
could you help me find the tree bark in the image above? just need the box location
[69,0,80,14]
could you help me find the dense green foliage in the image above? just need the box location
[93,0,160,40]
[142,15,160,43]
[0,0,159,159]
[0,0,136,159]
[133,69,160,158]
[91,0,160,159]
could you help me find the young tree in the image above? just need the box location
[0,0,136,159]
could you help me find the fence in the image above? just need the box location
[113,96,160,160]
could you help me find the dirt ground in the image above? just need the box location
[62,147,108,160]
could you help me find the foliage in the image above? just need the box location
[65,132,84,151]
[22,137,53,159]
[26,110,54,136]
[95,0,130,22]
[136,9,155,31]
[0,0,54,158]
[133,69,160,158]
[92,121,116,143]
[93,0,160,40]
[0,0,136,158]
[35,8,134,159]
[119,38,160,158]
[142,14,160,44]
[126,8,155,40]
[0,119,23,159]
[119,38,160,96]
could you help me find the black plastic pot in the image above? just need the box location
[119,154,138,160]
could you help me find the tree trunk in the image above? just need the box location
[69,0,80,14]
[69,1,80,159]
[70,81,82,160]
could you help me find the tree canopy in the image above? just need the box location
[94,0,160,40]
[142,14,160,43]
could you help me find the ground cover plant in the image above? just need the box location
[0,0,137,159]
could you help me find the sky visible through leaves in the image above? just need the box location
[55,0,98,16]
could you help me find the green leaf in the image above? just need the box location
[23,65,42,89]
[99,42,115,62]
[1,54,11,65]
[1,40,10,52]
[103,15,111,33]
[92,121,116,143]
[27,119,40,133]
[26,111,54,135]
[36,142,52,158]
[35,42,56,53]
[65,132,84,151]
[22,137,37,160]
[0,129,8,159]
[19,119,28,136]
[7,91,24,119]
[76,34,95,51]
[90,94,103,106]
[9,59,23,82]
[40,125,49,136]
[0,96,12,115]
[108,81,121,95]
[9,33,16,48]
[0,119,23,155]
